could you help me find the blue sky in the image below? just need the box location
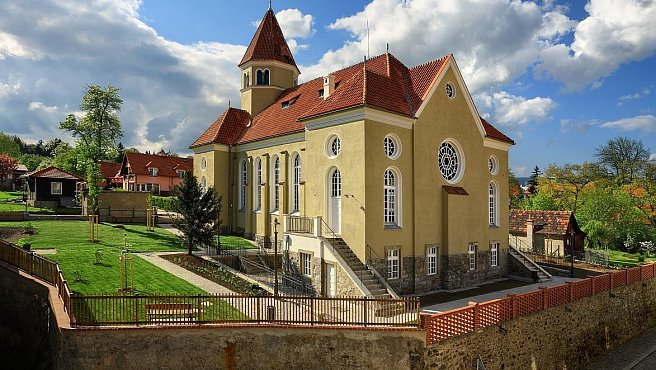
[1,0,655,176]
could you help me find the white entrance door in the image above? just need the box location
[326,263,336,297]
[329,169,342,234]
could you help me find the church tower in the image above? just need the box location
[239,7,300,117]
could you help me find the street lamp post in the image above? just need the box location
[273,218,280,297]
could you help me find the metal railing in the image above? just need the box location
[366,245,403,295]
[287,215,314,234]
[71,294,420,327]
[237,254,315,296]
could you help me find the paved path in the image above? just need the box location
[422,276,580,313]
[584,326,656,370]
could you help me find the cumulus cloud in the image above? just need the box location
[537,0,656,91]
[0,0,244,153]
[560,118,598,133]
[617,87,651,106]
[301,0,575,91]
[600,115,656,132]
[476,91,557,129]
[276,9,315,39]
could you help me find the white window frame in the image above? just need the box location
[51,182,63,195]
[272,156,280,212]
[254,158,262,211]
[490,242,499,267]
[383,134,401,160]
[468,243,477,271]
[200,177,206,192]
[326,135,341,158]
[489,182,498,226]
[200,157,207,171]
[387,248,400,280]
[488,155,498,175]
[383,168,402,228]
[148,167,158,176]
[438,139,465,184]
[292,154,301,213]
[426,246,437,276]
[300,252,312,276]
[239,160,247,211]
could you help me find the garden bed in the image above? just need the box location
[0,226,34,243]
[162,253,267,296]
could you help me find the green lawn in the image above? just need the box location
[607,249,656,267]
[0,203,44,212]
[0,191,22,201]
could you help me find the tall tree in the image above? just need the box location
[0,132,21,158]
[0,154,18,182]
[527,165,541,195]
[170,173,223,255]
[60,85,123,213]
[595,136,650,182]
[545,162,603,213]
[508,168,523,208]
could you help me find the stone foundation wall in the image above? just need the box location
[414,255,442,293]
[442,249,508,290]
[60,326,426,370]
[287,251,361,296]
[425,274,656,369]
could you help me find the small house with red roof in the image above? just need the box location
[191,7,515,295]
[99,161,123,189]
[509,209,586,257]
[23,166,82,208]
[120,152,192,196]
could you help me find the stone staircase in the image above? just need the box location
[326,238,391,298]
[508,246,552,283]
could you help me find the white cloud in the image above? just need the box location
[276,9,314,39]
[0,0,244,153]
[302,0,575,91]
[476,91,557,129]
[600,115,656,132]
[560,118,598,133]
[650,153,656,161]
[537,0,656,91]
[617,87,651,106]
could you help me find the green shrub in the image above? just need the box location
[150,195,176,211]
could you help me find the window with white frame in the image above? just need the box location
[272,156,280,212]
[383,134,401,159]
[387,248,400,280]
[326,135,341,158]
[148,167,158,176]
[438,140,464,183]
[300,252,312,276]
[51,182,63,195]
[468,243,477,271]
[331,168,341,197]
[488,155,498,175]
[426,246,437,275]
[255,158,262,211]
[489,182,498,226]
[200,177,206,192]
[292,154,301,212]
[490,242,499,267]
[200,157,207,171]
[239,160,247,210]
[384,169,398,226]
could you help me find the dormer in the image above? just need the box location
[239,8,300,116]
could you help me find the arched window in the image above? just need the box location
[489,182,498,226]
[200,176,207,192]
[239,160,247,210]
[384,169,399,226]
[272,156,280,212]
[331,169,341,197]
[255,158,262,211]
[292,154,301,212]
[243,72,250,88]
[256,69,270,86]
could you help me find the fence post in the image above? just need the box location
[507,294,516,319]
[310,298,314,325]
[363,297,368,327]
[469,302,478,329]
[539,287,546,310]
[314,216,322,237]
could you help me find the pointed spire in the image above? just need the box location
[269,0,272,10]
[239,8,298,69]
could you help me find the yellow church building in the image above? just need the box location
[190,7,514,297]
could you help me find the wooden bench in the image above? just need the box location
[145,303,195,322]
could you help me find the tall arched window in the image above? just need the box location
[239,160,247,210]
[243,72,249,88]
[331,169,341,197]
[293,154,301,212]
[255,158,262,211]
[384,169,398,226]
[489,182,498,226]
[272,156,280,212]
[263,69,270,85]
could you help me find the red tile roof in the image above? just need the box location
[509,209,579,236]
[189,108,250,148]
[100,162,122,179]
[26,166,82,180]
[123,153,193,178]
[442,185,469,195]
[239,9,297,69]
[481,117,515,144]
[192,51,512,147]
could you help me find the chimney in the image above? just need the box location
[323,74,335,99]
[526,217,534,250]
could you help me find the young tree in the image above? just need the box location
[527,165,542,195]
[60,85,123,213]
[595,136,650,182]
[0,132,21,158]
[508,168,523,208]
[0,154,18,182]
[170,173,223,255]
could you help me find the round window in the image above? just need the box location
[383,134,401,159]
[445,83,455,98]
[326,135,341,158]
[200,157,207,171]
[488,156,498,175]
[438,141,464,183]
